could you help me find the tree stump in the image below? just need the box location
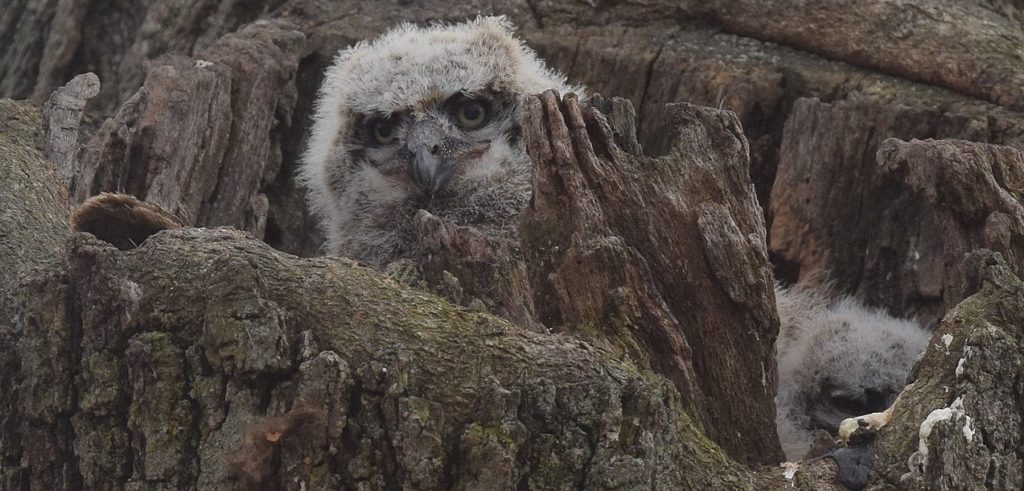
[519,91,783,465]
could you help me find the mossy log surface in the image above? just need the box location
[872,252,1024,490]
[4,226,772,490]
[4,222,1022,490]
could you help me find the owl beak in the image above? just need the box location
[408,144,454,196]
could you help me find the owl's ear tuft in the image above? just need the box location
[471,15,514,33]
[70,193,185,250]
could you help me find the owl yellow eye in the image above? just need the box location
[371,118,398,145]
[456,101,488,129]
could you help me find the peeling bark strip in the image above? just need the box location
[41,72,99,188]
[520,92,783,465]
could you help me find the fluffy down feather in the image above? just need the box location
[774,283,930,460]
[300,16,579,262]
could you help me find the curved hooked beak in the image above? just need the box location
[405,120,454,196]
[407,145,455,196]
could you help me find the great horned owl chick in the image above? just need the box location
[300,16,579,267]
[774,283,930,460]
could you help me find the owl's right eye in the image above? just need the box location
[370,118,399,145]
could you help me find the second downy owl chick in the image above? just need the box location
[774,283,931,461]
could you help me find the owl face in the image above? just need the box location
[344,89,521,200]
[332,88,530,266]
[302,16,579,265]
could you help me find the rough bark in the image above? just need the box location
[6,0,1024,260]
[0,97,68,491]
[4,193,1023,490]
[41,72,99,186]
[2,227,776,490]
[413,210,542,332]
[871,251,1024,490]
[350,92,784,465]
[0,99,69,324]
[73,20,304,236]
[878,139,1024,311]
[707,0,1024,111]
[519,92,782,465]
[0,87,783,486]
[4,0,1024,489]
[770,98,1024,324]
[525,24,1024,222]
[0,0,288,110]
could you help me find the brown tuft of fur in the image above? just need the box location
[229,402,324,489]
[70,193,184,250]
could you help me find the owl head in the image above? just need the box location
[301,16,579,266]
[774,284,930,459]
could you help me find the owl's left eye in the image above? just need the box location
[370,117,399,145]
[455,100,488,129]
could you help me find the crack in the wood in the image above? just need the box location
[575,422,598,491]
[440,420,470,488]
[567,29,584,83]
[181,350,204,486]
[377,393,403,490]
[333,377,364,490]
[635,42,666,140]
[64,271,86,489]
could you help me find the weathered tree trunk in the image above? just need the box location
[770,98,1024,325]
[6,0,1024,261]
[3,227,769,490]
[397,91,784,464]
[4,178,1023,490]
[0,90,790,485]
[519,92,781,464]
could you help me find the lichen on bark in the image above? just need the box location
[3,227,767,489]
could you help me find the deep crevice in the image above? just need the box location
[634,42,665,140]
